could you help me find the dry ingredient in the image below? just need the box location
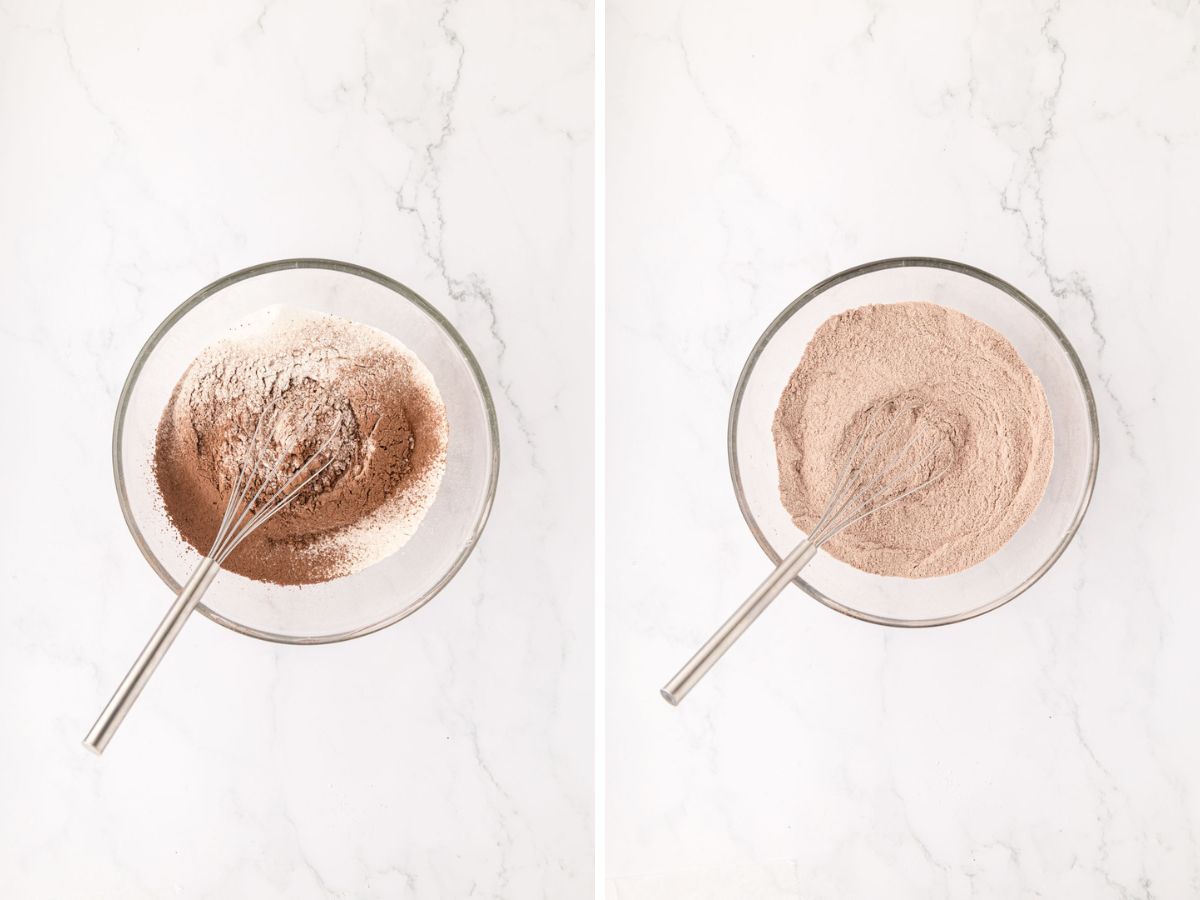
[773,302,1053,578]
[154,306,448,585]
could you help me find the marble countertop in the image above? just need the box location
[607,0,1200,897]
[0,0,592,897]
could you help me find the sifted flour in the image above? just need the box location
[154,306,448,585]
[772,302,1053,578]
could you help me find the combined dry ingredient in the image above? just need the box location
[154,306,448,585]
[773,302,1053,578]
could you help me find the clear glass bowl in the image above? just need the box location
[114,259,499,644]
[729,257,1098,626]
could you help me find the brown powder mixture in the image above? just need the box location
[773,302,1053,578]
[154,306,448,585]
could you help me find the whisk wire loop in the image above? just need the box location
[210,401,280,555]
[209,401,343,565]
[808,403,952,547]
[215,414,344,565]
[810,403,909,543]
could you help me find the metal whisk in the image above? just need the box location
[661,399,956,705]
[84,401,344,754]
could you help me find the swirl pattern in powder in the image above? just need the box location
[772,302,1053,578]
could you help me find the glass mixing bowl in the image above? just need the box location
[114,259,499,643]
[729,257,1099,626]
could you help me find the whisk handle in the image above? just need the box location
[661,539,818,706]
[83,557,221,755]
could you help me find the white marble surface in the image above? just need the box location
[608,0,1200,897]
[0,0,592,897]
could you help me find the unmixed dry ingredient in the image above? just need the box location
[773,302,1053,578]
[154,306,448,585]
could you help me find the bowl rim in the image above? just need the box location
[727,256,1100,627]
[112,257,500,645]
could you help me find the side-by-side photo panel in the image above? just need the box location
[607,0,1196,897]
[0,1,594,897]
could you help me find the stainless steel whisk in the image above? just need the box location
[84,401,344,754]
[661,400,956,705]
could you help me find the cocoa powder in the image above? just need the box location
[154,307,448,585]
